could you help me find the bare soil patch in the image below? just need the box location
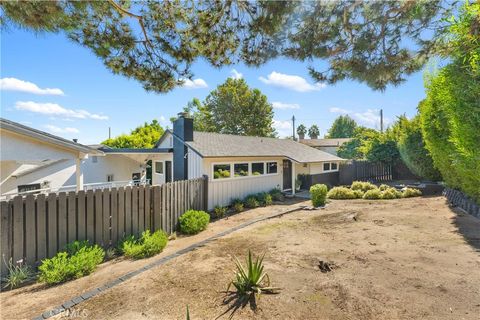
[2,197,480,320]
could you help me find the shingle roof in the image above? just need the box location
[186,131,344,163]
[300,138,352,147]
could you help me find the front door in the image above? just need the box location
[283,160,292,190]
[165,161,172,183]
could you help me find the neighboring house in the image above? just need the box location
[299,138,352,155]
[158,113,345,209]
[0,118,169,199]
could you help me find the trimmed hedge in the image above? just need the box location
[351,181,377,192]
[179,210,210,234]
[310,184,328,207]
[327,187,360,199]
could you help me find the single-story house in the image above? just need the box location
[0,118,167,199]
[156,113,345,209]
[299,138,352,155]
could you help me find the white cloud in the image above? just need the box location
[329,107,349,114]
[259,72,326,92]
[0,77,64,95]
[180,78,208,89]
[329,107,391,128]
[44,125,80,134]
[230,69,243,80]
[273,119,293,138]
[272,102,300,110]
[15,101,108,120]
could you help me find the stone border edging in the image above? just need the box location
[444,188,480,219]
[33,205,306,320]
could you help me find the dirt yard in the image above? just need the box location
[2,197,480,320]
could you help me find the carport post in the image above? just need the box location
[291,162,296,196]
[75,157,84,191]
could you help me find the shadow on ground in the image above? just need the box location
[450,202,480,252]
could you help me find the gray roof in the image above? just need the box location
[300,138,352,147]
[186,131,344,163]
[0,118,102,155]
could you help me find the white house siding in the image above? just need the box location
[82,154,145,185]
[201,156,283,210]
[151,153,174,185]
[1,159,76,196]
[309,162,339,174]
[157,132,173,148]
[187,148,203,179]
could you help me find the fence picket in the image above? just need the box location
[94,189,103,245]
[102,189,111,247]
[138,185,145,233]
[132,186,138,237]
[25,195,36,265]
[125,186,132,235]
[47,193,57,257]
[37,194,47,261]
[111,188,118,245]
[67,192,76,243]
[0,201,12,275]
[77,191,86,241]
[118,187,125,240]
[86,190,95,243]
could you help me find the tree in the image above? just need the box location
[326,115,357,138]
[296,124,307,139]
[419,2,480,202]
[0,1,456,92]
[190,78,276,137]
[102,120,164,148]
[388,115,441,180]
[308,125,320,139]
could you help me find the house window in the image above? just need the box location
[323,162,339,172]
[266,162,278,174]
[234,163,249,177]
[107,174,114,182]
[155,161,164,174]
[323,163,330,171]
[92,156,98,163]
[251,162,264,176]
[331,162,338,170]
[18,183,41,194]
[213,164,231,179]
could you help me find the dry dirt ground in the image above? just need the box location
[2,197,480,320]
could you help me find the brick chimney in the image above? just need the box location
[173,112,193,181]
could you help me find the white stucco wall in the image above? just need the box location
[157,132,173,148]
[82,154,146,184]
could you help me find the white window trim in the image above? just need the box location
[323,161,339,173]
[211,160,280,182]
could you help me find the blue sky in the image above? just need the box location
[1,28,427,144]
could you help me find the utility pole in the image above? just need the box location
[108,127,111,139]
[380,109,384,133]
[292,115,296,141]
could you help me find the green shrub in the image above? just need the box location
[327,187,359,199]
[121,230,168,259]
[1,258,34,289]
[214,206,227,219]
[353,190,364,198]
[269,188,284,201]
[38,241,104,285]
[310,184,328,207]
[381,187,402,199]
[256,192,273,206]
[245,195,259,208]
[231,198,244,213]
[179,209,210,235]
[402,187,422,198]
[362,188,382,200]
[351,181,377,192]
[379,184,390,191]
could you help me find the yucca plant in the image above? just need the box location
[227,250,280,302]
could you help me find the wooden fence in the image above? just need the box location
[339,160,393,185]
[0,177,207,276]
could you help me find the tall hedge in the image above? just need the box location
[418,3,480,202]
[394,116,441,181]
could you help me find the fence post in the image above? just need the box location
[202,175,209,211]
